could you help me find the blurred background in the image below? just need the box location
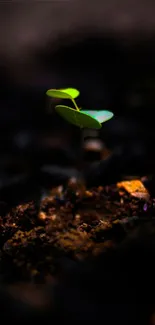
[1,0,155,198]
[1,3,155,323]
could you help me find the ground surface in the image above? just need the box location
[0,178,153,284]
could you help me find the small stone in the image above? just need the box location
[51,214,56,221]
[75,214,81,220]
[120,198,124,204]
[85,190,93,197]
[57,185,63,193]
[38,212,46,220]
[119,190,124,196]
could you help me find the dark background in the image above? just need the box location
[1,0,155,189]
[1,2,155,323]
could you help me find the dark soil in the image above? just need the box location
[0,178,153,284]
[0,177,155,324]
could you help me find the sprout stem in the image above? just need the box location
[71,98,79,111]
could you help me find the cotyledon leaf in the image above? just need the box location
[46,89,71,99]
[46,88,80,99]
[55,105,102,129]
[61,88,80,99]
[81,110,114,123]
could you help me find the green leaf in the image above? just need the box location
[81,110,114,123]
[46,89,71,99]
[61,88,80,99]
[46,88,80,99]
[55,105,102,129]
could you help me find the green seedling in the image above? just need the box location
[46,87,114,129]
